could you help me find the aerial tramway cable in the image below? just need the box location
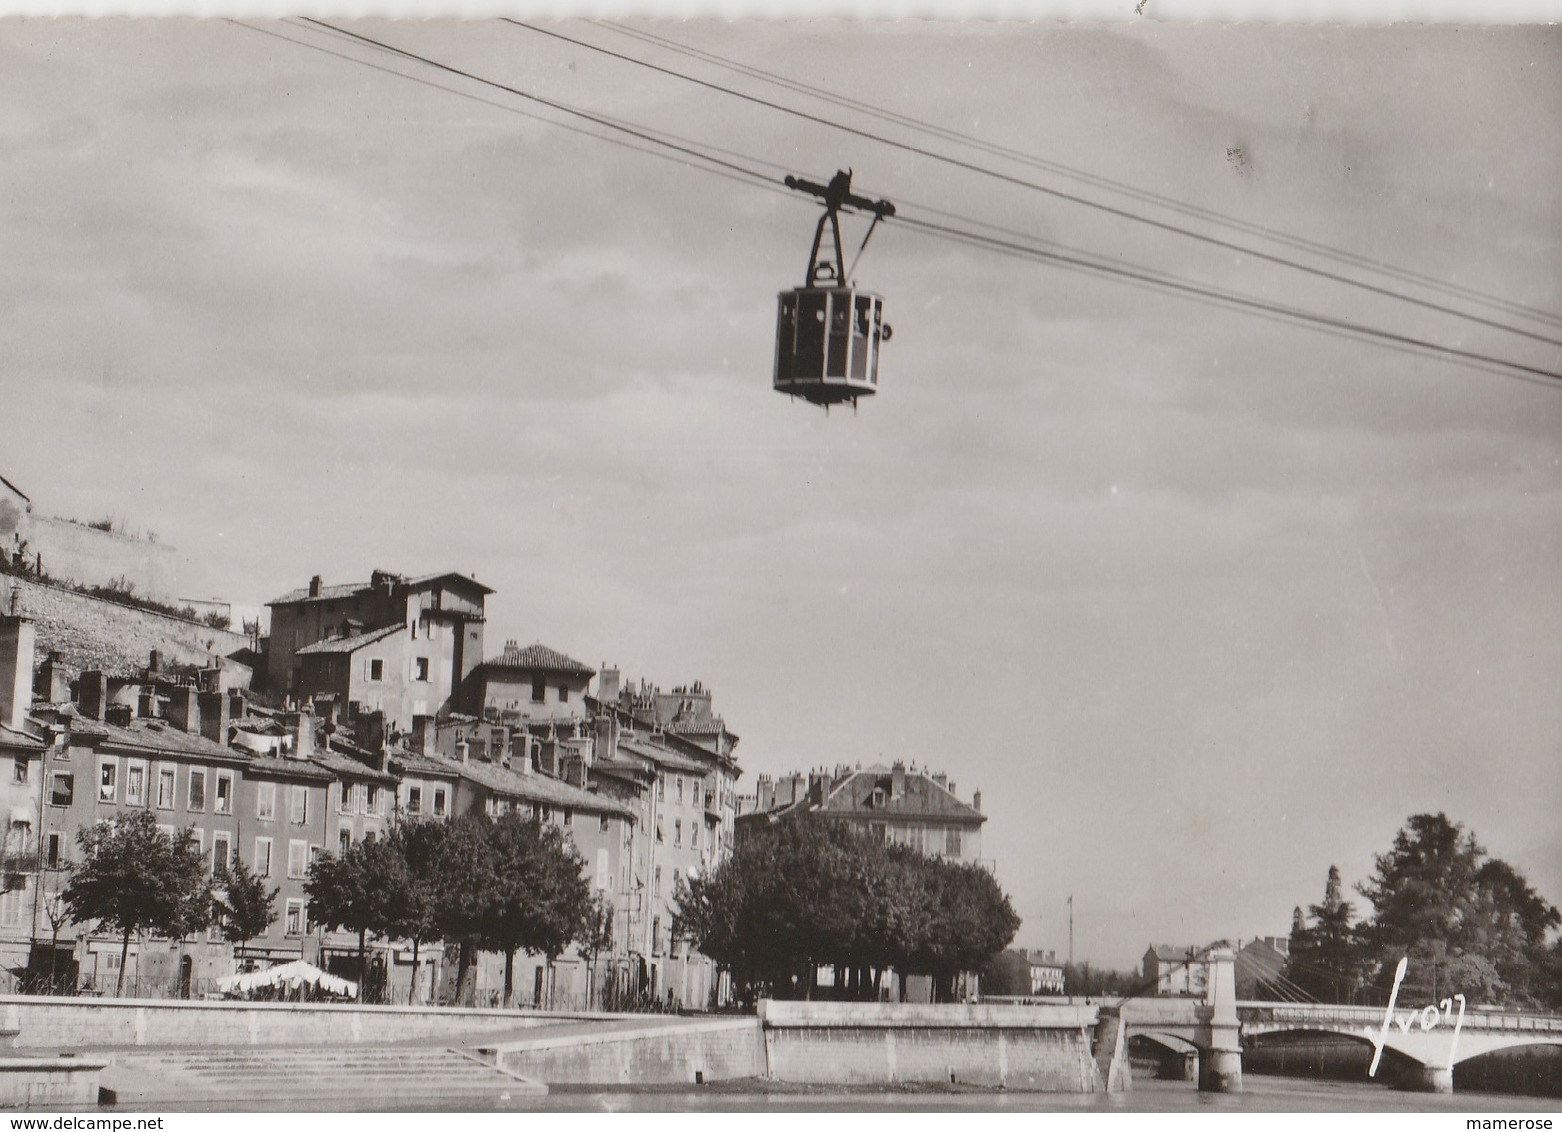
[241,20,1562,391]
[503,19,1562,353]
[591,18,1562,334]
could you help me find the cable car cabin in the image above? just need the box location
[774,286,888,407]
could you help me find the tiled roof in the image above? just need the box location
[616,737,709,775]
[452,758,635,820]
[83,717,249,764]
[406,572,495,596]
[310,743,397,785]
[270,571,493,606]
[667,716,728,737]
[389,751,464,781]
[268,581,366,606]
[242,754,336,783]
[806,767,985,824]
[0,724,45,751]
[484,643,594,677]
[295,624,403,655]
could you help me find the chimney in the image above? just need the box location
[287,708,314,761]
[78,670,108,720]
[564,755,587,789]
[359,710,386,757]
[891,761,906,799]
[456,739,470,764]
[515,733,533,775]
[598,665,620,703]
[757,774,774,812]
[972,789,982,813]
[308,574,322,598]
[0,614,35,731]
[412,715,435,758]
[933,772,948,791]
[36,651,69,705]
[148,649,163,675]
[198,689,230,746]
[227,688,247,721]
[137,687,158,720]
[167,685,200,734]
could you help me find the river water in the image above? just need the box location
[533,1076,1562,1112]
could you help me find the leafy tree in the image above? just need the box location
[482,813,592,1007]
[979,948,1034,996]
[675,816,1020,1006]
[432,814,501,1006]
[580,894,615,1009]
[305,837,408,998]
[1356,813,1560,1006]
[1286,865,1369,1003]
[63,810,213,995]
[214,857,278,948]
[384,821,447,1004]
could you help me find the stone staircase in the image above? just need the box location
[1092,1005,1130,1093]
[98,1044,546,1110]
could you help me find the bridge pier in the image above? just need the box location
[1195,947,1242,1094]
[1407,1064,1454,1094]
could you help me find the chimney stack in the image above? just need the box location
[287,708,314,761]
[933,772,948,791]
[308,574,322,598]
[37,650,69,705]
[137,687,158,720]
[227,688,247,722]
[167,685,200,734]
[891,761,906,799]
[198,689,230,746]
[0,614,35,731]
[598,665,620,704]
[972,789,982,813]
[412,715,435,758]
[78,670,108,721]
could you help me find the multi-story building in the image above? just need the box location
[0,615,45,982]
[584,669,743,1008]
[737,761,986,864]
[1143,944,1209,997]
[266,570,492,726]
[475,642,594,725]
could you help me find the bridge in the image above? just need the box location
[1120,949,1562,1094]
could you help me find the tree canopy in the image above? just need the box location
[214,857,278,947]
[1284,813,1561,1008]
[674,817,1019,1005]
[62,809,212,995]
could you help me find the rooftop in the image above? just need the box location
[451,757,636,820]
[295,624,403,655]
[269,570,493,606]
[484,642,595,677]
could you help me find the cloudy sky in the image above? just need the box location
[3,15,1558,968]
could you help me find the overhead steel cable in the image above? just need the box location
[895,213,1562,389]
[505,19,1562,352]
[231,19,792,206]
[299,17,780,191]
[244,21,1562,389]
[595,18,1562,334]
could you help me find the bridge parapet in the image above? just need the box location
[1236,1002,1562,1034]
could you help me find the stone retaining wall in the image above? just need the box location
[0,577,249,678]
[485,1018,765,1085]
[758,1000,1102,1090]
[0,996,567,1049]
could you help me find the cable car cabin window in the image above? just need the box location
[850,295,872,380]
[794,291,827,379]
[827,296,851,378]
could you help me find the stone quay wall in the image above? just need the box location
[0,996,567,1049]
[758,1001,1103,1090]
[484,1017,766,1085]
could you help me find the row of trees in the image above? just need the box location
[57,808,606,1004]
[1287,813,1562,1008]
[305,812,606,1005]
[674,817,1020,1005]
